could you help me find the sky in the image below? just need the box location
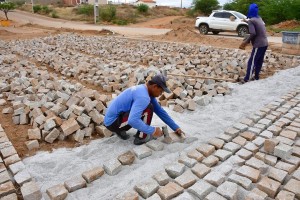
[112,0,230,7]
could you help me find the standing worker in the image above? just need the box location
[239,3,268,83]
[104,74,183,145]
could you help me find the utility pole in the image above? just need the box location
[94,0,99,24]
[181,0,182,8]
[31,0,34,13]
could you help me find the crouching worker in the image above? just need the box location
[104,74,183,145]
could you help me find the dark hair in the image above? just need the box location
[148,80,155,85]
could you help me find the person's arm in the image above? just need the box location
[151,98,180,131]
[127,97,155,135]
[239,20,256,49]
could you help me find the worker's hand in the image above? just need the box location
[239,42,247,50]
[175,128,184,136]
[152,127,163,138]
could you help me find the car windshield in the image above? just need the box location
[233,11,246,19]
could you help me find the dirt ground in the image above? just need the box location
[0,15,289,158]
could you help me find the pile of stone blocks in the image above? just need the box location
[0,124,42,199]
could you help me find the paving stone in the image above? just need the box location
[214,149,232,161]
[21,181,42,200]
[254,152,266,162]
[203,171,225,187]
[248,114,261,123]
[118,151,135,165]
[228,174,252,190]
[187,149,204,162]
[196,144,215,157]
[173,192,194,200]
[254,123,267,130]
[217,133,233,142]
[247,127,262,135]
[236,148,252,160]
[232,136,247,146]
[153,171,170,186]
[208,138,224,149]
[25,140,39,150]
[103,159,122,176]
[204,192,227,200]
[275,161,296,174]
[292,168,300,180]
[236,165,260,183]
[240,131,256,140]
[264,138,280,154]
[147,193,162,200]
[0,170,11,184]
[252,137,265,147]
[259,130,273,139]
[95,125,112,137]
[0,181,15,198]
[82,166,104,183]
[286,126,300,135]
[191,163,211,178]
[265,114,277,122]
[146,140,164,151]
[174,170,198,189]
[60,118,80,136]
[27,128,41,140]
[244,142,259,153]
[246,157,269,173]
[274,143,293,160]
[223,142,241,153]
[14,170,32,186]
[0,146,17,159]
[292,146,300,157]
[258,118,272,126]
[187,180,214,199]
[8,161,25,175]
[280,130,297,140]
[267,125,282,135]
[225,127,240,137]
[202,155,219,167]
[3,154,20,166]
[44,119,56,131]
[240,118,254,126]
[216,181,239,200]
[229,155,246,166]
[178,155,197,168]
[284,113,296,120]
[157,182,184,200]
[268,166,288,183]
[275,190,295,200]
[115,191,139,200]
[165,163,185,178]
[257,176,281,198]
[0,193,18,200]
[133,145,152,160]
[283,178,300,198]
[45,128,60,143]
[64,176,86,193]
[246,188,268,200]
[46,184,68,200]
[135,178,159,199]
[265,155,278,166]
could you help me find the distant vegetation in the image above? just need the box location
[193,0,220,16]
[0,2,16,20]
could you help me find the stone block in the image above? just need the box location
[236,165,260,183]
[244,142,259,153]
[82,167,104,183]
[174,170,198,189]
[252,137,265,147]
[240,131,256,140]
[240,118,254,126]
[173,192,194,200]
[236,148,252,160]
[0,193,18,200]
[196,144,215,157]
[14,170,32,186]
[25,140,39,151]
[118,151,135,165]
[157,182,184,200]
[268,167,288,183]
[46,184,68,200]
[77,114,91,128]
[165,163,185,179]
[153,171,170,186]
[3,154,20,166]
[228,174,252,189]
[61,118,80,136]
[275,161,296,174]
[216,133,233,142]
[223,142,241,153]
[216,181,238,200]
[147,193,161,200]
[64,176,86,193]
[280,130,297,140]
[146,140,164,151]
[233,123,248,132]
[187,149,204,162]
[225,127,240,137]
[246,157,269,173]
[21,181,42,200]
[187,180,214,199]
[259,130,273,139]
[95,126,112,138]
[283,179,300,198]
[232,136,247,146]
[103,159,122,176]
[8,161,25,175]
[115,191,139,200]
[267,125,282,135]
[208,138,224,149]
[133,145,152,160]
[265,155,277,166]
[135,178,159,199]
[214,149,232,161]
[0,181,15,198]
[45,128,60,143]
[203,171,225,187]
[73,129,85,143]
[27,128,41,140]
[292,168,300,180]
[276,190,295,200]
[0,170,11,184]
[228,155,245,166]
[178,155,197,168]
[44,119,56,131]
[246,188,267,200]
[276,136,294,146]
[264,138,279,154]
[1,146,17,159]
[274,143,292,160]
[202,155,219,167]
[257,176,281,198]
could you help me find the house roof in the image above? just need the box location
[138,0,156,3]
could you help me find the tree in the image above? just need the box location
[0,2,16,20]
[193,0,220,16]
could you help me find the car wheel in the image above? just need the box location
[237,26,249,37]
[212,31,219,35]
[199,24,208,35]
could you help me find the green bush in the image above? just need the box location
[51,11,58,18]
[193,0,220,16]
[14,0,25,7]
[113,19,128,25]
[137,4,149,13]
[33,5,41,13]
[0,2,16,20]
[76,4,94,16]
[41,5,52,14]
[100,5,116,22]
[186,9,196,17]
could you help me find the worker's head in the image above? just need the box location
[147,74,171,97]
[247,3,259,18]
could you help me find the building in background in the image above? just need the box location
[134,0,156,8]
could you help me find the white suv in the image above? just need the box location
[195,10,249,37]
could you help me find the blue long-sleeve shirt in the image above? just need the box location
[104,84,180,134]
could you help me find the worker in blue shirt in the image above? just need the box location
[104,74,183,145]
